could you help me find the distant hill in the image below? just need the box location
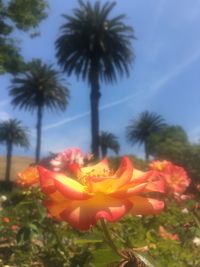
[0,156,34,181]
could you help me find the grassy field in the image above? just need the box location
[0,156,34,181]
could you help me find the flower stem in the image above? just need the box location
[99,218,125,259]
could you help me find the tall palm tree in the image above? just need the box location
[9,59,70,163]
[56,0,134,159]
[0,119,29,182]
[99,131,120,157]
[126,111,166,161]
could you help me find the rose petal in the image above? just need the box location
[53,174,93,200]
[90,157,133,194]
[109,183,147,198]
[129,196,164,215]
[80,158,110,180]
[38,166,57,194]
[60,194,132,230]
[145,179,166,193]
[38,166,92,200]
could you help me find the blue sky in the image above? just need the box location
[1,0,200,158]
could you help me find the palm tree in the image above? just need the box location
[56,0,134,159]
[99,131,120,157]
[126,111,166,161]
[0,119,29,182]
[9,59,70,163]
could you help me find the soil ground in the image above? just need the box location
[0,156,34,181]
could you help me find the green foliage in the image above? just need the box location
[7,0,48,31]
[0,0,48,74]
[178,144,200,184]
[1,186,199,266]
[0,38,25,74]
[148,125,189,159]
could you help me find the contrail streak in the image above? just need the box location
[43,49,200,131]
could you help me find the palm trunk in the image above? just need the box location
[144,142,149,161]
[36,105,43,163]
[101,145,107,158]
[5,141,12,183]
[90,62,100,159]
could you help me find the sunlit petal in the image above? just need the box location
[54,173,93,200]
[90,157,133,194]
[80,158,110,181]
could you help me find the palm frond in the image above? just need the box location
[126,111,166,146]
[9,59,70,113]
[56,0,134,86]
[100,131,120,154]
[0,119,29,148]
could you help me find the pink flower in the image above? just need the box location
[50,148,87,175]
[150,160,191,196]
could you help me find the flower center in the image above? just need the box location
[77,168,113,187]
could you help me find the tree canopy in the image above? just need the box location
[0,0,48,74]
[148,125,189,159]
[126,111,166,160]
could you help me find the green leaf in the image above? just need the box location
[16,226,31,244]
[74,238,103,244]
[91,248,120,267]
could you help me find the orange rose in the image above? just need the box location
[150,160,190,196]
[17,166,39,187]
[38,157,164,231]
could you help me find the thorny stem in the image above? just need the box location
[99,218,126,259]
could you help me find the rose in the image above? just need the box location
[17,166,39,187]
[149,160,191,196]
[38,157,165,231]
